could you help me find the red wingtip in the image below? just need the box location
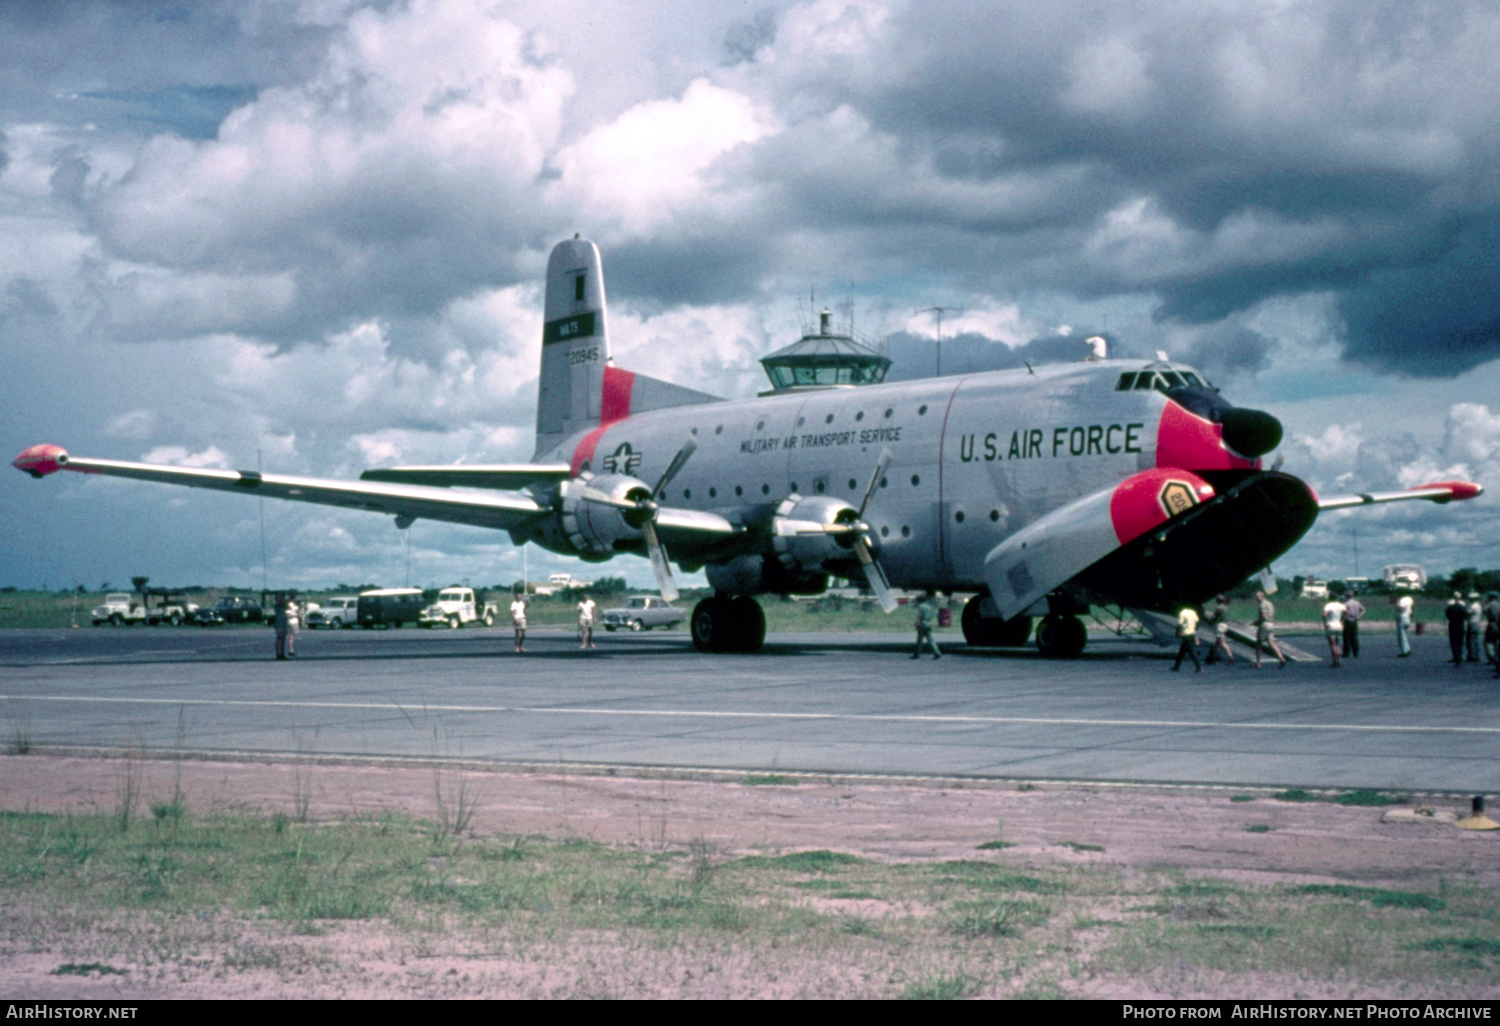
[1413,480,1484,503]
[12,444,69,478]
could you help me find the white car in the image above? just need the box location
[306,597,358,629]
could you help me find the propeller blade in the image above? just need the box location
[853,537,897,613]
[857,448,893,519]
[641,519,679,603]
[653,437,698,497]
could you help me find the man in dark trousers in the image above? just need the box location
[1445,592,1469,666]
[1171,605,1202,672]
[1341,592,1364,658]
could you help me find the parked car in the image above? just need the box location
[601,596,683,632]
[356,588,425,628]
[193,596,264,626]
[306,596,359,629]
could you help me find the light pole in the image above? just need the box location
[917,306,962,377]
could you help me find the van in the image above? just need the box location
[357,588,426,628]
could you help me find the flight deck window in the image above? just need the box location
[1160,371,1185,388]
[1116,372,1137,391]
[1134,374,1155,391]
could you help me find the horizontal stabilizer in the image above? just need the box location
[360,464,571,489]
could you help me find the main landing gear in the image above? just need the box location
[960,594,1085,658]
[690,594,766,653]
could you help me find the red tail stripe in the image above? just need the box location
[570,366,636,476]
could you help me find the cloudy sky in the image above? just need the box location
[4,0,1499,595]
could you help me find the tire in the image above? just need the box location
[605,625,617,632]
[960,596,1031,647]
[169,613,182,627]
[630,619,644,632]
[330,618,342,630]
[1035,614,1087,659]
[449,615,461,630]
[110,614,124,627]
[482,612,495,627]
[690,596,765,653]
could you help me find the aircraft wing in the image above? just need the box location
[360,464,571,489]
[12,444,548,531]
[1316,480,1483,510]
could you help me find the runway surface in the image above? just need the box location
[1,625,1497,791]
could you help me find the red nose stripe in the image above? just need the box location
[1110,467,1216,545]
[1155,401,1258,472]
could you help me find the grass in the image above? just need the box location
[2,804,1498,997]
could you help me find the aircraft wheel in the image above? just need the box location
[691,596,765,653]
[1035,614,1086,659]
[961,597,1033,647]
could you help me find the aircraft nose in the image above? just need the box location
[1220,408,1282,459]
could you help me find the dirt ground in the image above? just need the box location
[2,753,1497,999]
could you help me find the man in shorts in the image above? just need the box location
[1253,591,1287,669]
[1322,593,1346,668]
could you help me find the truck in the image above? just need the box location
[91,589,195,626]
[418,587,500,628]
[1299,577,1329,600]
[1384,564,1428,590]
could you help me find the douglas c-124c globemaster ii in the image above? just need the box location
[14,237,1484,656]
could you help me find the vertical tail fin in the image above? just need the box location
[535,237,611,453]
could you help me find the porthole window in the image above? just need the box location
[855,411,864,422]
[690,427,698,435]
[990,510,1000,522]
[715,425,724,435]
[796,416,805,427]
[709,487,717,498]
[756,420,765,431]
[901,526,911,538]
[790,482,798,493]
[884,408,893,419]
[735,485,743,497]
[880,526,890,538]
[684,489,692,500]
[762,484,770,495]
[825,413,834,424]
[848,478,857,490]
[919,404,928,415]
[955,511,965,523]
[815,480,825,493]
[880,476,888,488]
[911,474,920,487]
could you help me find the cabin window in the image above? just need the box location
[855,411,864,421]
[735,485,743,497]
[918,404,928,415]
[911,474,920,487]
[848,478,857,490]
[825,413,834,424]
[709,487,717,498]
[954,511,965,523]
[715,425,724,434]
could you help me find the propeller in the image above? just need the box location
[777,448,898,612]
[574,438,698,601]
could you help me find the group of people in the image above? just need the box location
[505,590,598,653]
[1442,591,1500,671]
[1173,588,1500,671]
[272,593,302,660]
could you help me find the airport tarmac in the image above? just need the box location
[0,625,1496,792]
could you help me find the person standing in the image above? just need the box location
[577,592,597,650]
[1253,591,1287,669]
[286,595,300,658]
[1394,593,1414,657]
[1172,605,1202,672]
[1484,593,1500,669]
[1445,592,1468,666]
[1341,593,1364,658]
[911,590,942,660]
[510,589,529,653]
[1466,593,1484,663]
[1322,594,1346,668]
[273,593,289,661]
[1205,596,1236,665]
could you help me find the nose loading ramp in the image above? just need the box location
[1127,608,1320,662]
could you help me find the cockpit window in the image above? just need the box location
[1122,367,1217,395]
[1134,373,1155,391]
[1115,372,1137,391]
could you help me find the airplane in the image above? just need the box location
[13,236,1485,656]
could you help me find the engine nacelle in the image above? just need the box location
[559,474,651,556]
[706,554,828,596]
[772,494,863,573]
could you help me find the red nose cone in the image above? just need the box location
[13,444,68,478]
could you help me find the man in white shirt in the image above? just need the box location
[1322,596,1347,668]
[1394,593,1415,657]
[577,593,597,650]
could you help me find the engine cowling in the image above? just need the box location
[772,494,864,573]
[559,474,651,555]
